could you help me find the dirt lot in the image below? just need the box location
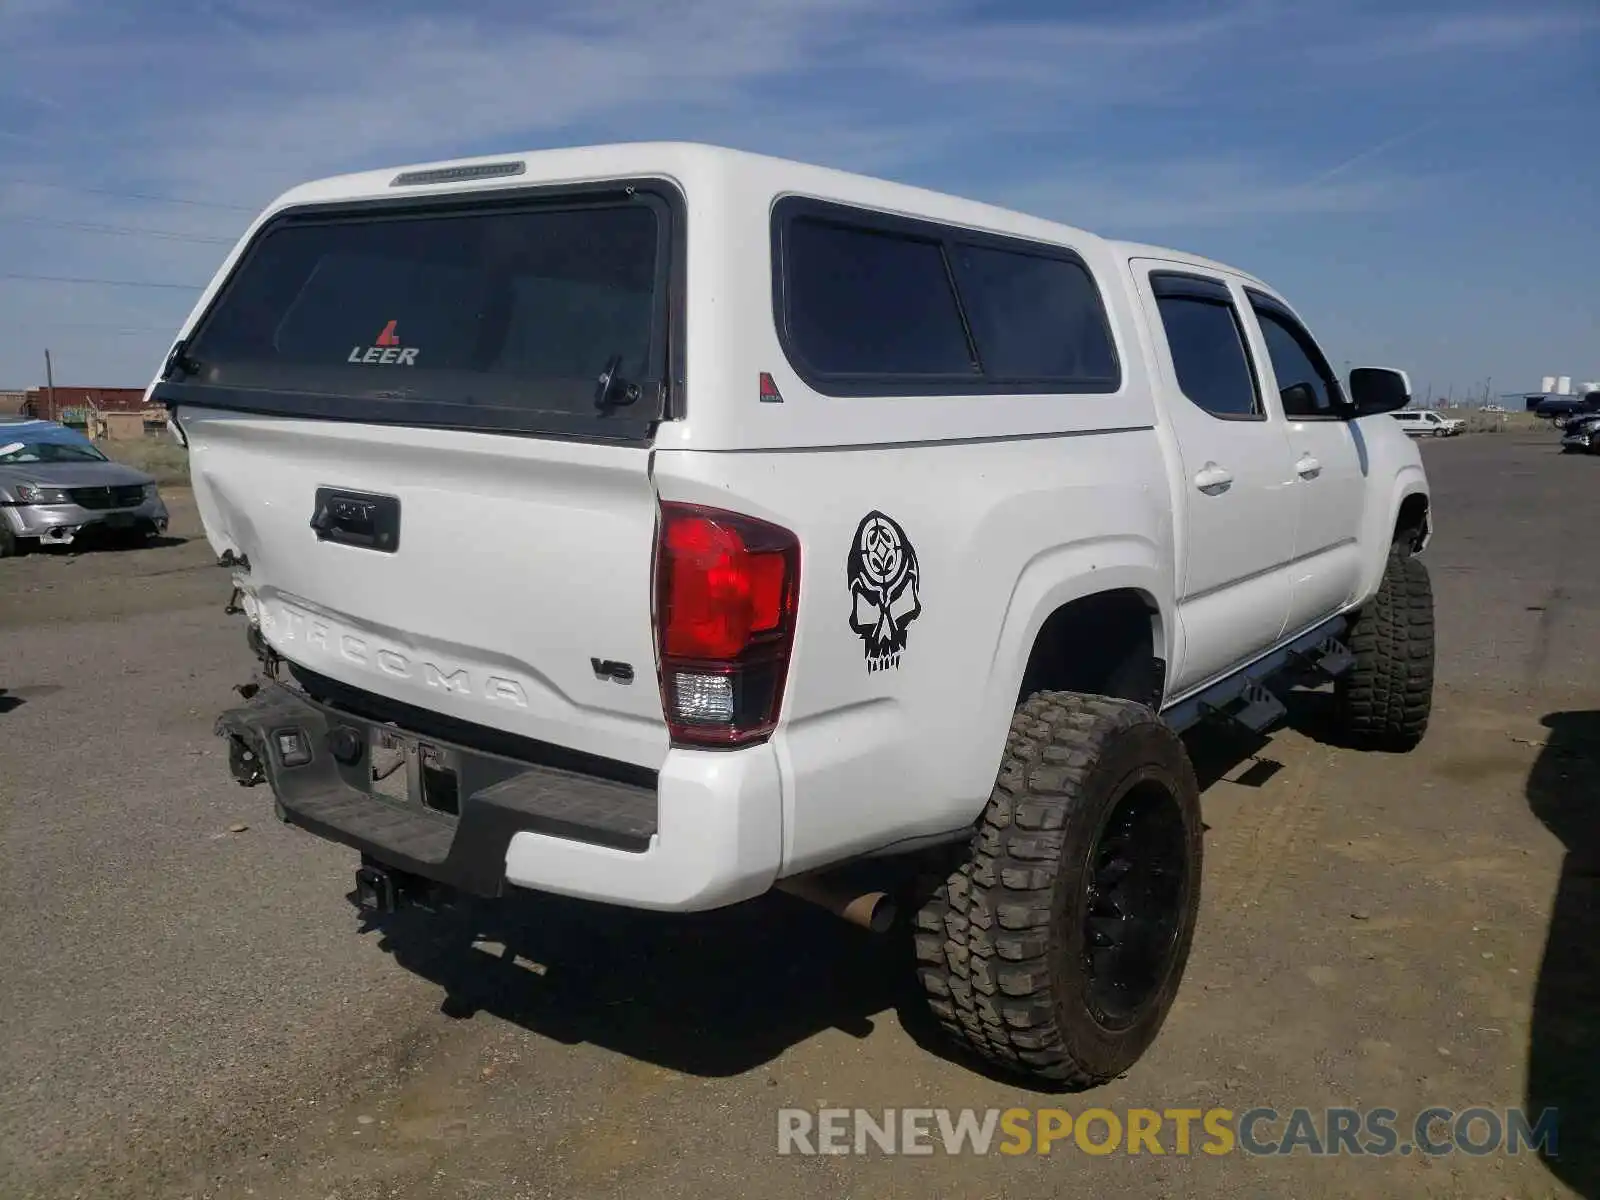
[2,431,1596,1199]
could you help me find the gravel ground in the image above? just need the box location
[1,430,1595,1199]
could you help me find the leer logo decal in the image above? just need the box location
[348,320,419,366]
[847,511,922,672]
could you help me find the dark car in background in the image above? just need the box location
[1535,390,1600,422]
[0,418,170,556]
[1560,412,1600,455]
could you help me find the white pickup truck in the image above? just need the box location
[156,143,1434,1087]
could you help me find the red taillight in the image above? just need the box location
[655,502,800,748]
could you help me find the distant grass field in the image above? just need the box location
[1436,407,1549,434]
[103,438,191,487]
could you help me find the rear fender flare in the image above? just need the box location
[966,536,1172,799]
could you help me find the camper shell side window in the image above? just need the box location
[770,197,1121,399]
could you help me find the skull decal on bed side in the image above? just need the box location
[847,511,922,672]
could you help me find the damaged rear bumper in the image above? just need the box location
[215,680,782,910]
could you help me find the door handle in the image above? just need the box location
[1295,454,1322,479]
[1193,462,1233,494]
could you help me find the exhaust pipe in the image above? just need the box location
[776,872,897,933]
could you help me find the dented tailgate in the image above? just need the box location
[157,185,685,770]
[186,408,669,768]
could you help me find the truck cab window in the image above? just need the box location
[1249,301,1346,419]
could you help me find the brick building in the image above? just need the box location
[18,386,168,439]
[23,386,149,424]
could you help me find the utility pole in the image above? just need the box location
[44,348,55,421]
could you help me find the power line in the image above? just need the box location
[0,272,202,290]
[9,320,179,333]
[4,215,237,245]
[0,179,257,212]
[16,327,172,337]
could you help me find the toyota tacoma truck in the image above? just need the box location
[154,143,1434,1087]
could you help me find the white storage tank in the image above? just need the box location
[1558,376,1573,394]
[1542,375,1557,392]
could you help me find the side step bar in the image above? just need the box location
[1289,635,1355,680]
[1161,616,1353,737]
[1201,681,1288,735]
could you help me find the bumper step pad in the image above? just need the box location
[216,681,658,896]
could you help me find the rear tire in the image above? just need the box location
[1334,549,1435,750]
[914,692,1202,1087]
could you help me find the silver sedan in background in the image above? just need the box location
[0,420,170,556]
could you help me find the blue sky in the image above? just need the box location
[0,0,1595,402]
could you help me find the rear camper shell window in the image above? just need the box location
[153,180,686,442]
[770,196,1121,397]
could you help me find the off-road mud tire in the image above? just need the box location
[914,692,1202,1087]
[1334,549,1435,751]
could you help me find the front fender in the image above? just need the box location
[1354,463,1430,603]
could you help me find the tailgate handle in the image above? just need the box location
[310,488,401,553]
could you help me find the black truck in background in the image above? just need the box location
[1530,389,1600,421]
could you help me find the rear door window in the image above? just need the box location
[171,192,675,437]
[1149,273,1261,419]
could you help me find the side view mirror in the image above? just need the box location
[1280,381,1319,414]
[1348,367,1412,416]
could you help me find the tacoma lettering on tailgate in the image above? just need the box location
[260,600,529,708]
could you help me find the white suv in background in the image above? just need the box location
[1392,409,1463,437]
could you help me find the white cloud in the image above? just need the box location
[3,0,1577,385]
[5,0,1283,209]
[0,0,73,47]
[1325,6,1600,59]
[1403,9,1599,51]
[996,157,1436,235]
[124,0,910,203]
[2,0,932,381]
[875,2,1278,88]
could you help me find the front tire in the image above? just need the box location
[0,524,17,558]
[1334,549,1435,750]
[915,692,1202,1087]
